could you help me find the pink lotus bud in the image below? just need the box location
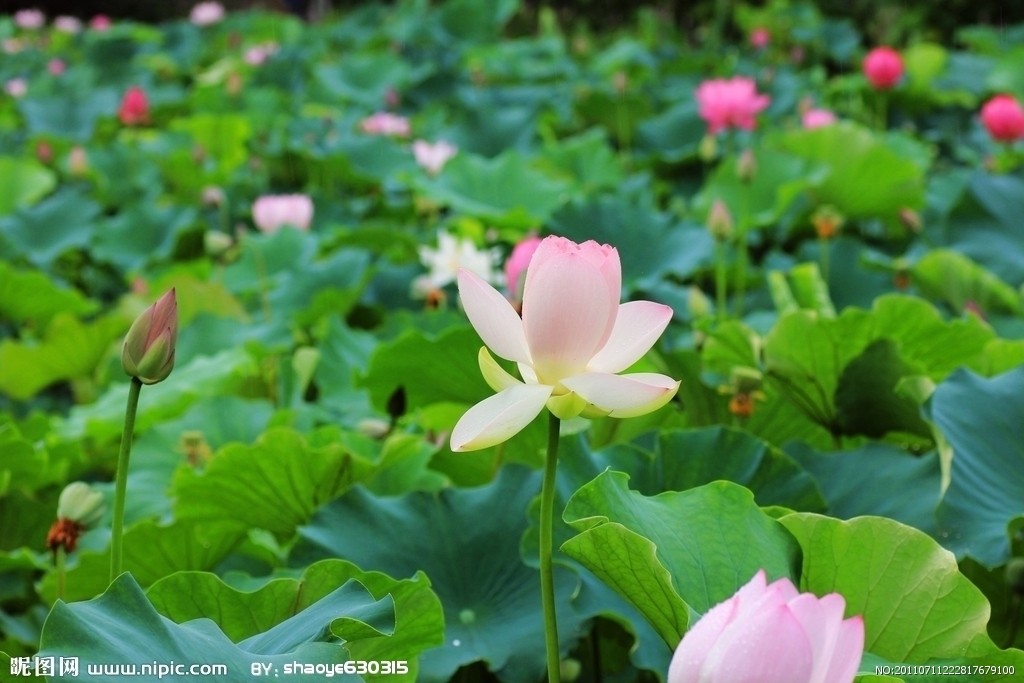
[669,570,864,683]
[54,16,83,34]
[122,289,178,385]
[14,9,45,30]
[695,77,771,135]
[5,78,28,99]
[749,27,770,49]
[412,139,457,175]
[980,94,1024,143]
[360,112,411,137]
[251,194,314,233]
[118,87,149,126]
[504,235,542,301]
[190,2,226,27]
[863,47,904,90]
[802,108,837,129]
[89,15,112,31]
[48,59,66,76]
[707,200,734,241]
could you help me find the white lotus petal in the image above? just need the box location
[561,372,679,418]
[457,269,531,364]
[588,301,674,373]
[478,347,522,392]
[449,384,553,452]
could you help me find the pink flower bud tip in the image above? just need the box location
[863,47,904,90]
[980,94,1024,143]
[122,289,178,385]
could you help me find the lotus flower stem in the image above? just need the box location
[715,241,728,322]
[539,412,562,683]
[734,230,748,318]
[110,376,142,581]
[55,546,66,602]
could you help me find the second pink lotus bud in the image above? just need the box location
[122,289,178,385]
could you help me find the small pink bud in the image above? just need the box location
[504,235,543,301]
[118,87,149,126]
[749,27,770,49]
[863,47,904,90]
[121,289,178,385]
[980,94,1024,143]
[802,108,837,129]
[707,199,734,241]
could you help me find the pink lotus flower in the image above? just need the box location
[54,16,83,33]
[47,59,66,76]
[863,47,904,90]
[244,42,278,66]
[360,112,411,137]
[412,139,457,174]
[451,236,679,451]
[251,194,314,233]
[14,9,45,30]
[89,15,112,31]
[122,289,178,385]
[4,78,28,98]
[118,87,149,126]
[668,570,864,683]
[980,94,1024,143]
[749,27,771,49]
[190,1,226,26]
[802,108,837,129]
[504,235,542,300]
[695,77,771,135]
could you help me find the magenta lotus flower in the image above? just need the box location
[122,289,178,385]
[504,235,542,300]
[451,236,679,451]
[802,108,837,129]
[749,27,770,49]
[118,86,149,126]
[980,94,1024,143]
[89,15,112,31]
[695,77,771,135]
[190,1,226,26]
[412,139,457,174]
[863,47,904,90]
[360,112,411,137]
[252,194,314,233]
[668,570,864,683]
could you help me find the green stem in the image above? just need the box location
[110,376,143,582]
[819,237,830,284]
[734,229,748,319]
[540,412,562,683]
[715,239,728,323]
[55,546,66,602]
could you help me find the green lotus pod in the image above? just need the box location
[121,288,178,385]
[57,482,106,529]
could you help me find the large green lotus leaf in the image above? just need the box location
[693,148,821,234]
[549,196,712,288]
[634,99,706,163]
[413,151,569,229]
[313,53,412,106]
[39,519,247,604]
[0,188,101,267]
[59,348,260,442]
[926,368,1024,567]
[361,433,447,496]
[0,313,125,401]
[446,87,544,156]
[0,263,96,328]
[573,89,652,147]
[293,466,583,683]
[319,136,418,186]
[148,559,443,682]
[92,203,198,273]
[932,172,1024,286]
[0,157,56,215]
[562,473,801,646]
[787,443,940,534]
[39,573,394,682]
[534,128,624,194]
[361,325,492,413]
[170,114,252,177]
[313,318,378,424]
[437,0,519,42]
[0,418,76,498]
[16,89,120,142]
[173,427,373,539]
[780,513,1005,666]
[912,249,1022,316]
[770,122,925,227]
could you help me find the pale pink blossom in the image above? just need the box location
[360,112,411,137]
[863,47,904,90]
[451,236,679,451]
[412,139,457,174]
[802,108,837,129]
[14,9,45,30]
[749,27,770,49]
[980,94,1024,143]
[189,1,225,27]
[251,194,314,233]
[54,16,82,33]
[504,235,542,300]
[695,77,771,135]
[668,570,864,683]
[89,15,112,31]
[47,59,66,76]
[244,43,278,66]
[4,78,28,98]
